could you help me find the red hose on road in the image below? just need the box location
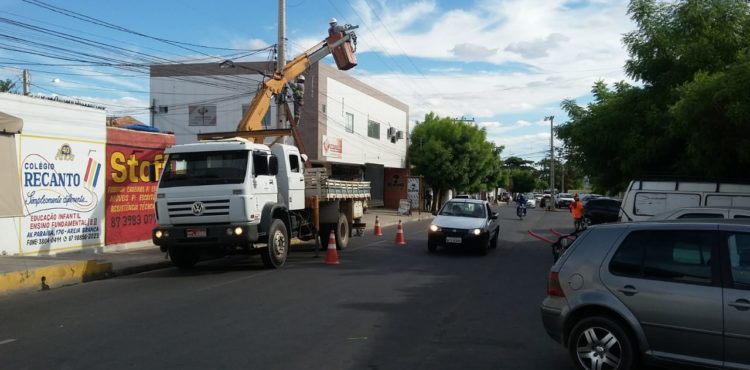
[527,229,555,244]
[549,229,577,241]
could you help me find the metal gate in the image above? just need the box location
[365,163,384,207]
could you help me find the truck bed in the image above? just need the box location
[304,168,371,200]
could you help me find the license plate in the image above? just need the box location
[446,236,462,244]
[186,228,206,238]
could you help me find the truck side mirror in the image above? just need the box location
[269,155,279,176]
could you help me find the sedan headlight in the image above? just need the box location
[429,224,441,232]
[472,228,482,236]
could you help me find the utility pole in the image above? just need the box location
[22,70,30,96]
[276,0,286,130]
[545,116,554,193]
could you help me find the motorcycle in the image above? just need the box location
[516,202,527,219]
[528,229,582,262]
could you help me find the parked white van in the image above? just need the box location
[619,179,750,221]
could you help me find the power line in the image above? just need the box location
[22,0,251,56]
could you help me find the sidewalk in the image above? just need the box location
[0,207,433,296]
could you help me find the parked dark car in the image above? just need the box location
[428,199,500,255]
[583,197,621,226]
[541,219,750,370]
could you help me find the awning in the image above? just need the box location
[0,112,23,217]
[0,111,23,134]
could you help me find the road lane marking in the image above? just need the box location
[195,269,278,292]
[347,337,368,341]
[0,339,17,345]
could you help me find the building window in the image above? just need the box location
[368,120,380,139]
[322,104,326,113]
[242,104,272,128]
[345,113,354,133]
[188,105,217,126]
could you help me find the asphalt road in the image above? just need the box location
[0,205,578,370]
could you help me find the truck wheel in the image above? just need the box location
[169,247,199,269]
[334,213,350,250]
[261,219,288,269]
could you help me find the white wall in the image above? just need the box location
[151,74,275,145]
[0,94,106,256]
[324,78,407,168]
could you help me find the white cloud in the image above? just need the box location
[450,43,498,60]
[504,33,571,59]
[344,0,632,135]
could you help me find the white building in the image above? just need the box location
[0,93,107,256]
[150,61,409,206]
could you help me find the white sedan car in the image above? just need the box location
[524,193,537,208]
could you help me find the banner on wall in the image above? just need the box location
[407,177,420,210]
[20,137,105,254]
[105,128,173,245]
[322,135,343,158]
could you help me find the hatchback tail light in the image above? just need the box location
[547,271,565,297]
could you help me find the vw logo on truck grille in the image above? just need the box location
[191,201,204,216]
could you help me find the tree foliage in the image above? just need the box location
[556,0,750,193]
[0,78,17,93]
[409,112,503,203]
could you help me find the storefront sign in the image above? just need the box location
[105,128,173,245]
[20,137,105,254]
[407,177,420,210]
[322,135,343,158]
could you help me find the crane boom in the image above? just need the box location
[235,25,358,132]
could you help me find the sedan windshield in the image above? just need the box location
[439,202,486,218]
[159,150,248,188]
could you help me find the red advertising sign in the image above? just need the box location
[105,128,173,245]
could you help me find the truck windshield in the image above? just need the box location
[159,150,248,188]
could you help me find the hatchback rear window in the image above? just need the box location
[610,230,716,285]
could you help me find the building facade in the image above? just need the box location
[150,61,409,206]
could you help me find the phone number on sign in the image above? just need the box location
[110,214,155,228]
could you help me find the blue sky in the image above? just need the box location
[0,0,635,162]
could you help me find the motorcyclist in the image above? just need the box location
[516,193,528,217]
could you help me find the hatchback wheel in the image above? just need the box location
[568,316,636,370]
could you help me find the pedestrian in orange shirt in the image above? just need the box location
[569,194,585,231]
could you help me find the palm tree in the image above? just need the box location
[0,79,17,93]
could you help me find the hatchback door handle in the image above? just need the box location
[618,285,638,296]
[729,299,750,311]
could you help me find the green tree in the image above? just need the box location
[670,59,750,176]
[0,78,17,93]
[556,0,750,193]
[509,169,536,194]
[409,113,502,209]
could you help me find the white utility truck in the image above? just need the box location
[151,24,367,268]
[151,140,369,268]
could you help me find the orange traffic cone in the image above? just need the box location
[394,220,406,245]
[374,216,383,236]
[324,229,340,265]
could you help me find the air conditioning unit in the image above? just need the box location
[396,130,404,140]
[387,127,397,138]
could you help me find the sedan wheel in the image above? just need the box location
[569,317,636,370]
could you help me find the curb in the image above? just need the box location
[0,259,113,296]
[0,215,436,296]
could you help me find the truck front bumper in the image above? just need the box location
[152,224,260,251]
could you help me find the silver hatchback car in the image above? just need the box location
[541,220,750,370]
